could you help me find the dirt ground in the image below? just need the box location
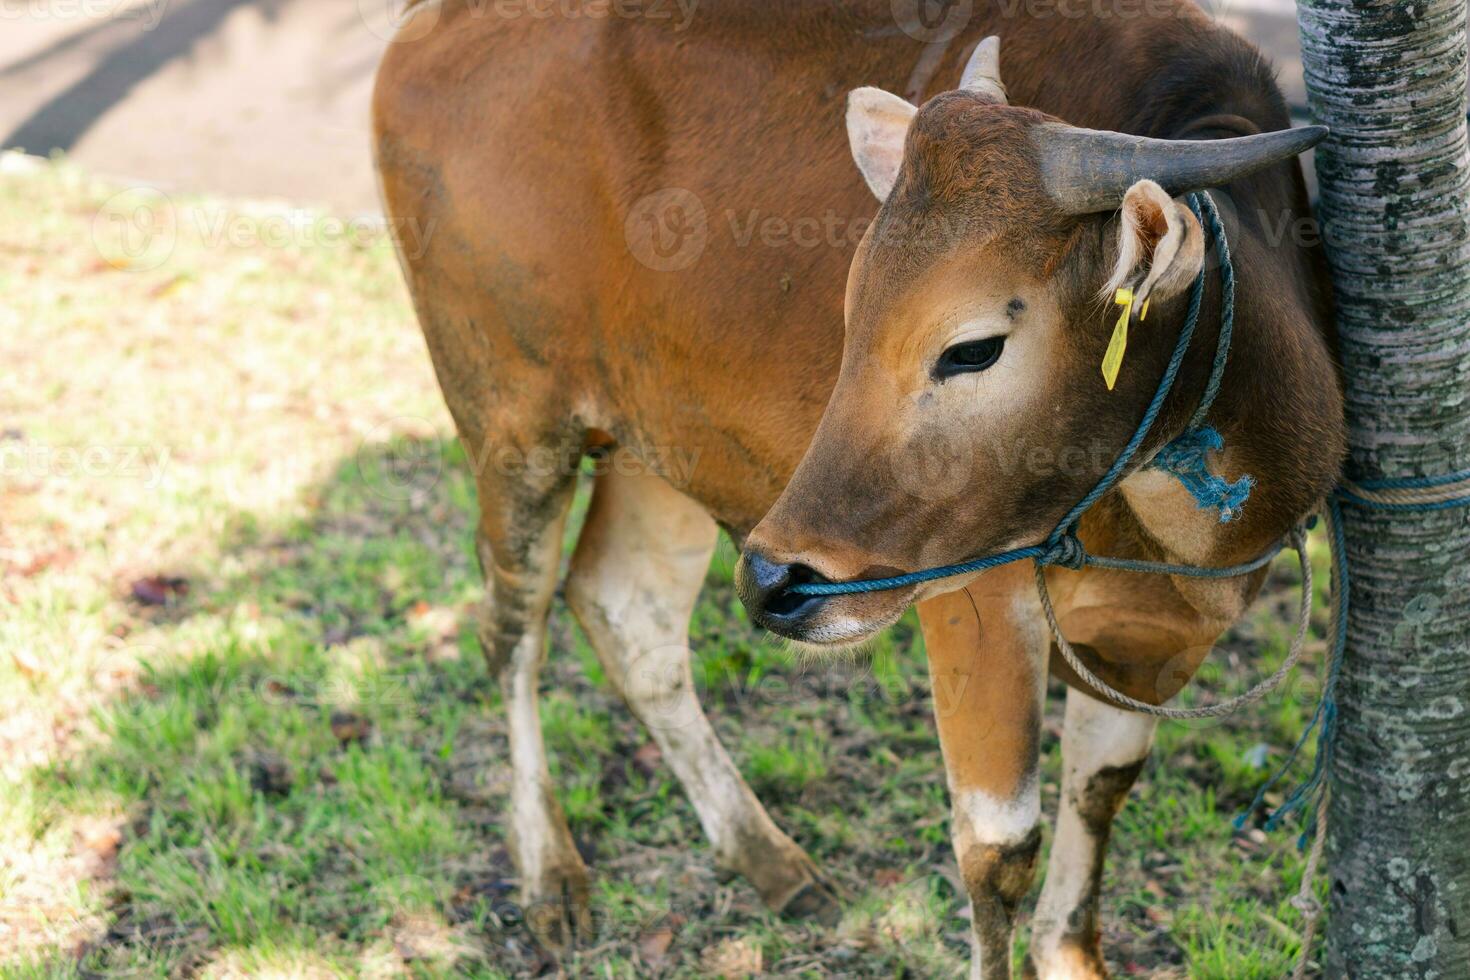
[0,0,1308,213]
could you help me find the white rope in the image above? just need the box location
[1033,524,1313,720]
[1339,475,1470,507]
[1290,785,1330,980]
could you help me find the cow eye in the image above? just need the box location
[936,336,1005,379]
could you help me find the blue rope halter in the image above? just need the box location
[789,191,1252,598]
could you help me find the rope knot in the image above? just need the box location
[1152,426,1254,522]
[1290,893,1323,917]
[1041,533,1087,570]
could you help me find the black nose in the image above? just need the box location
[736,550,829,628]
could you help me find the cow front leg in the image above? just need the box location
[1028,687,1156,979]
[918,564,1050,980]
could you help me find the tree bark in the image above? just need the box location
[1296,1,1470,976]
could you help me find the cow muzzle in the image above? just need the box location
[735,546,913,647]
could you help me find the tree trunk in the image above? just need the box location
[1295,1,1470,976]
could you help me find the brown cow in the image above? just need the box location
[372,2,1343,976]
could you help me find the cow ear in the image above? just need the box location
[846,87,917,200]
[1104,180,1205,307]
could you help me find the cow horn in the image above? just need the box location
[959,36,1007,104]
[1034,122,1329,214]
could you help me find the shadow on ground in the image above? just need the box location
[14,439,968,978]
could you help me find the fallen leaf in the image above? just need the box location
[13,547,75,577]
[873,867,904,887]
[77,817,123,859]
[700,937,762,978]
[248,751,293,797]
[262,678,298,701]
[633,741,662,777]
[330,710,373,747]
[638,926,674,966]
[10,647,45,679]
[130,575,189,606]
[149,275,190,299]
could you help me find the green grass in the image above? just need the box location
[0,155,1327,977]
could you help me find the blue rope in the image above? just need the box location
[1236,474,1470,845]
[1235,497,1348,845]
[1337,495,1470,513]
[1336,466,1470,512]
[1152,427,1255,522]
[1185,193,1236,434]
[1350,466,1470,491]
[1045,192,1218,544]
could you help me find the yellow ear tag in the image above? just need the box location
[1101,287,1136,390]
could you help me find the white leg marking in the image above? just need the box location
[953,772,1043,847]
[503,622,558,888]
[1031,688,1157,978]
[485,511,583,906]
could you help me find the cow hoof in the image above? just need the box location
[719,831,843,926]
[521,863,594,952]
[763,848,842,927]
[1026,943,1111,980]
[777,875,842,926]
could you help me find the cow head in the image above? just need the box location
[736,38,1322,647]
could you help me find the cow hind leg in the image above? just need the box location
[470,439,589,950]
[1028,688,1157,980]
[565,468,840,923]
